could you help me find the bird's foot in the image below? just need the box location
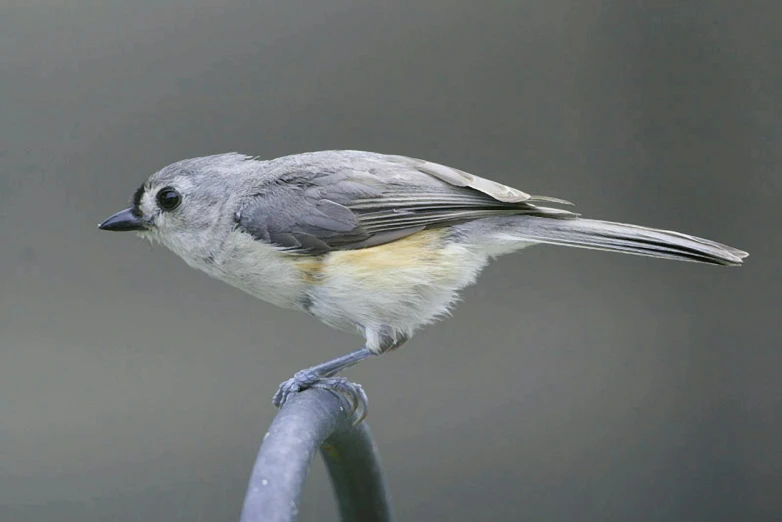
[272,369,368,424]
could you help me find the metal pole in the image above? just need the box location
[239,388,394,522]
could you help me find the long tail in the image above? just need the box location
[494,215,748,266]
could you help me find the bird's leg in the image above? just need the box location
[272,346,375,422]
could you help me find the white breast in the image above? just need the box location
[184,230,308,310]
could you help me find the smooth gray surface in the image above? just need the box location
[240,388,392,522]
[0,1,779,521]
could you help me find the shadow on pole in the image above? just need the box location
[239,388,394,522]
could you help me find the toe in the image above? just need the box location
[271,374,368,422]
[272,378,302,408]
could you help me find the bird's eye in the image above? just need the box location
[156,187,182,211]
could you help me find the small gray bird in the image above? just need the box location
[99,151,748,419]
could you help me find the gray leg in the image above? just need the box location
[272,347,375,422]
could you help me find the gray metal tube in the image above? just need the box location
[239,388,394,522]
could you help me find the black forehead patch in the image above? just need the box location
[131,184,146,217]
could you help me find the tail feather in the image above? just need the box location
[501,216,748,266]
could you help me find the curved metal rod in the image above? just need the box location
[239,388,394,522]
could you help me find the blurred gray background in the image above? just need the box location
[0,1,779,521]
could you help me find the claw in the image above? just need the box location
[272,373,369,424]
[350,384,369,425]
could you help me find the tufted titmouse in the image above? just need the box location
[99,150,747,419]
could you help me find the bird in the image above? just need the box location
[99,150,748,420]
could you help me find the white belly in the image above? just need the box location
[163,227,512,352]
[302,229,491,351]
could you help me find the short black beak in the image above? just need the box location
[98,208,148,232]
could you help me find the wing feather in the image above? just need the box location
[235,152,576,254]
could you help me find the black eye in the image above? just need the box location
[156,187,181,211]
